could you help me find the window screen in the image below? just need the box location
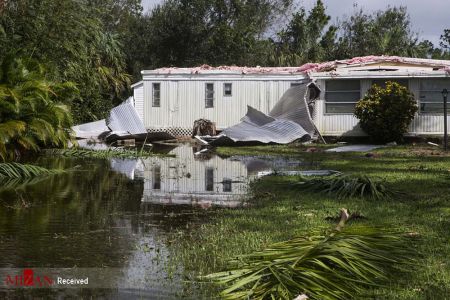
[205,83,214,108]
[152,83,160,107]
[325,80,361,113]
[419,79,450,113]
[224,83,232,96]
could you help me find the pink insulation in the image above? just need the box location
[152,56,450,75]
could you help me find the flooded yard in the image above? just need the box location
[0,144,307,298]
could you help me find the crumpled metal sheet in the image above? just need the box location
[71,119,109,139]
[106,97,146,134]
[210,82,319,145]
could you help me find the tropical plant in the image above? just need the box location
[0,0,131,123]
[270,0,337,66]
[204,209,412,300]
[291,174,396,200]
[355,81,417,143]
[0,56,77,160]
[332,7,426,59]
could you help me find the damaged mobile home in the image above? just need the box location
[130,56,450,142]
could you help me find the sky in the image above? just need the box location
[141,0,449,46]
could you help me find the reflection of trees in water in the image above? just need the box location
[0,157,144,268]
[0,156,213,299]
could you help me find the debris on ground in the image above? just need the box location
[192,119,216,137]
[257,170,341,178]
[72,97,175,144]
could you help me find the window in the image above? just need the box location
[205,83,214,108]
[420,79,450,113]
[222,178,232,192]
[205,168,214,191]
[325,80,361,113]
[152,166,161,190]
[224,83,232,96]
[152,83,160,107]
[371,79,408,89]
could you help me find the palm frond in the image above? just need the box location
[290,174,397,200]
[204,211,413,300]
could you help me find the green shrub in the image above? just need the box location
[354,81,417,143]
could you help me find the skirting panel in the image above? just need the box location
[147,127,192,137]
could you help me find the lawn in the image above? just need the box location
[169,143,450,299]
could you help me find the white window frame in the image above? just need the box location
[205,83,214,108]
[324,80,361,114]
[152,83,161,107]
[419,79,450,114]
[223,83,232,96]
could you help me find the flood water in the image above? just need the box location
[0,144,307,299]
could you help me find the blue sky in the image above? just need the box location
[141,0,449,45]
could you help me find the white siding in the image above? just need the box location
[135,74,450,137]
[314,78,450,136]
[132,83,144,121]
[142,79,295,130]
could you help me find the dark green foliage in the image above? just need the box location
[355,81,418,143]
[132,0,293,68]
[332,7,424,59]
[292,174,396,200]
[270,0,337,65]
[0,56,76,161]
[0,0,131,123]
[204,224,412,300]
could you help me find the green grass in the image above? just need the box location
[169,144,450,299]
[215,143,339,157]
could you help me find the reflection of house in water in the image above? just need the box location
[140,145,251,207]
[108,144,304,207]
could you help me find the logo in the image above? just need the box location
[4,269,54,287]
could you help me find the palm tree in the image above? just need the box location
[0,56,77,160]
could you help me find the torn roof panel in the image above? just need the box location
[71,119,109,139]
[210,82,318,145]
[141,56,450,76]
[106,97,146,134]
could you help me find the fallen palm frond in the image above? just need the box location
[203,209,413,300]
[43,148,173,159]
[0,162,66,179]
[290,174,396,200]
